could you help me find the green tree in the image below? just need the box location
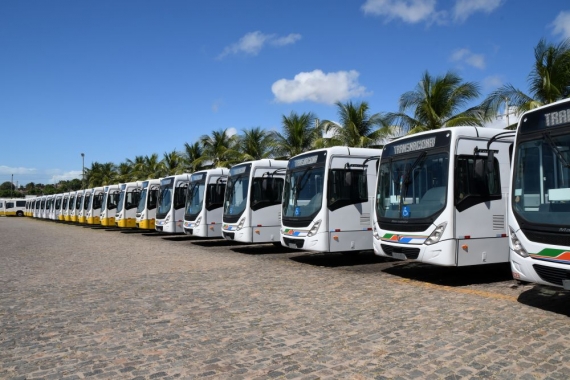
[162,149,183,175]
[86,162,116,187]
[320,101,390,147]
[196,129,240,168]
[182,142,204,173]
[481,38,570,129]
[273,112,319,159]
[239,127,275,160]
[386,71,483,134]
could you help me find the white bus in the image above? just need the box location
[155,174,190,233]
[53,194,63,221]
[25,198,36,217]
[508,99,570,289]
[372,127,513,266]
[72,190,85,223]
[59,192,69,221]
[100,184,120,226]
[281,147,380,253]
[86,187,104,225]
[115,181,142,228]
[183,168,228,237]
[1,198,27,217]
[77,189,90,224]
[222,159,288,244]
[41,195,50,219]
[33,196,42,218]
[135,179,160,230]
[65,191,77,222]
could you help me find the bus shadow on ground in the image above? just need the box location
[517,286,570,317]
[290,251,392,268]
[160,235,200,242]
[191,239,247,248]
[382,262,513,287]
[120,229,148,234]
[231,244,297,255]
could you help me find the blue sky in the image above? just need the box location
[1,0,569,186]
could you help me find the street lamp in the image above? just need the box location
[81,153,85,189]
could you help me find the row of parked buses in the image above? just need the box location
[19,98,570,291]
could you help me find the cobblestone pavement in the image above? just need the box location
[2,217,570,380]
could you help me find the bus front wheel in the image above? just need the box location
[16,211,24,217]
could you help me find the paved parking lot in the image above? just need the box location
[1,217,570,379]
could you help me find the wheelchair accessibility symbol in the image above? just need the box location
[402,205,410,218]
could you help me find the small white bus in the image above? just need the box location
[281,147,380,253]
[183,168,228,237]
[100,185,120,226]
[135,179,160,230]
[222,159,288,244]
[86,187,105,225]
[155,174,191,233]
[115,181,142,228]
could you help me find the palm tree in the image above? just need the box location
[273,111,319,159]
[386,71,483,134]
[239,127,275,161]
[87,162,116,187]
[196,129,240,168]
[127,155,146,180]
[115,161,133,183]
[319,101,391,147]
[182,142,204,173]
[162,149,183,175]
[481,38,570,129]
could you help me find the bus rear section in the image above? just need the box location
[222,159,287,244]
[281,147,380,253]
[136,179,160,230]
[155,175,190,233]
[508,99,570,289]
[183,169,228,238]
[373,127,513,267]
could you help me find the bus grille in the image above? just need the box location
[223,231,235,240]
[523,229,570,246]
[380,244,420,260]
[533,264,570,286]
[283,237,304,249]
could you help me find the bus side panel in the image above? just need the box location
[328,230,372,252]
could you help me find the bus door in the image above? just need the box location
[454,138,508,265]
[250,168,284,242]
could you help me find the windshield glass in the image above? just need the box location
[76,195,83,210]
[513,133,570,226]
[137,182,149,213]
[185,179,206,218]
[283,166,325,219]
[117,191,125,212]
[224,164,251,219]
[376,152,449,220]
[83,194,91,210]
[157,179,174,215]
[69,195,76,210]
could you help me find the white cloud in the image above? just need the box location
[272,69,370,104]
[450,48,485,69]
[453,0,502,22]
[218,31,301,59]
[551,11,570,39]
[482,75,503,91]
[226,127,238,137]
[361,0,440,24]
[49,170,82,184]
[271,33,302,46]
[0,165,37,175]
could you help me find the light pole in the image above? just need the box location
[81,153,85,189]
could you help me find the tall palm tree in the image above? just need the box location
[481,38,570,129]
[162,150,183,175]
[273,111,319,159]
[127,155,146,180]
[239,127,275,161]
[386,71,483,134]
[87,162,116,187]
[196,129,240,168]
[319,101,390,147]
[115,161,133,183]
[182,142,204,173]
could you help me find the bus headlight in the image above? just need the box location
[425,222,447,245]
[307,219,321,237]
[165,214,171,223]
[373,224,380,240]
[509,226,529,258]
[195,216,202,226]
[236,217,245,231]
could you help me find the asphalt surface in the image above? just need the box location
[1,216,570,379]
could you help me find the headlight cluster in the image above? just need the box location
[195,216,202,226]
[425,222,447,245]
[236,217,245,231]
[307,219,321,237]
[509,226,528,257]
[372,225,380,240]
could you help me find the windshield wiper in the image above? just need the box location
[543,132,570,168]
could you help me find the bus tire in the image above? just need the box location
[16,211,24,217]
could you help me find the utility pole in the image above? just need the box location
[81,153,85,189]
[11,174,13,197]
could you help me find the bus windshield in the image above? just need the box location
[117,191,125,212]
[282,166,325,220]
[185,178,206,219]
[224,164,252,220]
[137,183,149,213]
[376,152,449,220]
[83,193,91,210]
[157,179,174,216]
[512,132,570,226]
